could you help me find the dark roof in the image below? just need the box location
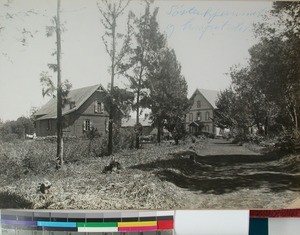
[191,88,220,109]
[35,84,105,120]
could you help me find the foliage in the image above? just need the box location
[216,2,300,150]
[112,125,135,151]
[0,116,35,141]
[253,2,300,133]
[275,131,300,154]
[103,86,134,124]
[144,48,190,144]
[122,2,166,148]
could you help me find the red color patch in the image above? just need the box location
[157,220,174,230]
[250,209,300,218]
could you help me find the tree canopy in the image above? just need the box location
[216,2,300,143]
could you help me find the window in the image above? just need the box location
[205,125,210,132]
[197,100,201,108]
[47,120,52,130]
[189,113,193,122]
[197,112,201,121]
[83,119,92,131]
[205,111,210,120]
[94,101,104,113]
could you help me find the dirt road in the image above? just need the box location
[200,138,261,156]
[136,138,300,208]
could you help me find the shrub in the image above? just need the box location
[0,152,23,180]
[246,134,265,144]
[63,138,90,163]
[275,131,300,153]
[112,126,135,151]
[0,140,29,180]
[22,141,56,175]
[1,133,19,142]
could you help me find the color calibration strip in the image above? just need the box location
[0,210,174,232]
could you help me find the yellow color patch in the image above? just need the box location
[118,221,157,227]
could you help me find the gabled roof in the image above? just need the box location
[35,84,105,120]
[189,120,203,127]
[191,88,220,109]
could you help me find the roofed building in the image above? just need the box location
[34,84,109,137]
[121,114,153,136]
[186,88,220,136]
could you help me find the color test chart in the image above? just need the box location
[0,210,174,234]
[1,209,300,234]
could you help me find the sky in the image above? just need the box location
[0,0,273,121]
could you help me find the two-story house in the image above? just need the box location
[34,84,109,137]
[186,88,220,136]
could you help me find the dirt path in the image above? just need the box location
[153,139,300,209]
[200,138,261,156]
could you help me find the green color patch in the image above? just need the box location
[77,222,117,228]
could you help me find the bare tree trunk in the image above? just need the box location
[136,99,140,149]
[108,11,116,156]
[157,118,161,144]
[55,0,63,169]
[264,116,268,136]
[135,66,143,149]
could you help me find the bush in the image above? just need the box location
[0,140,29,180]
[113,126,135,151]
[246,134,265,144]
[64,137,90,163]
[1,133,19,142]
[22,141,56,175]
[275,131,300,153]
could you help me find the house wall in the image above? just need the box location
[186,91,216,134]
[73,91,109,137]
[36,119,56,137]
[36,90,109,137]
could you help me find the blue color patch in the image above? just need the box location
[249,218,268,235]
[37,221,77,228]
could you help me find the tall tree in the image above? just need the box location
[40,0,72,169]
[144,48,189,144]
[55,0,63,169]
[216,2,300,141]
[254,2,300,134]
[98,0,131,155]
[123,1,166,148]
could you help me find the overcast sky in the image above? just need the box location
[0,0,272,121]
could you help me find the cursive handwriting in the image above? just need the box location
[164,5,268,40]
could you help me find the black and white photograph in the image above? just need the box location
[0,0,299,210]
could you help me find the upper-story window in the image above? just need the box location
[197,100,201,108]
[83,119,92,131]
[94,101,104,113]
[197,112,201,121]
[205,111,210,121]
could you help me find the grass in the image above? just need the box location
[0,138,200,209]
[0,137,299,209]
